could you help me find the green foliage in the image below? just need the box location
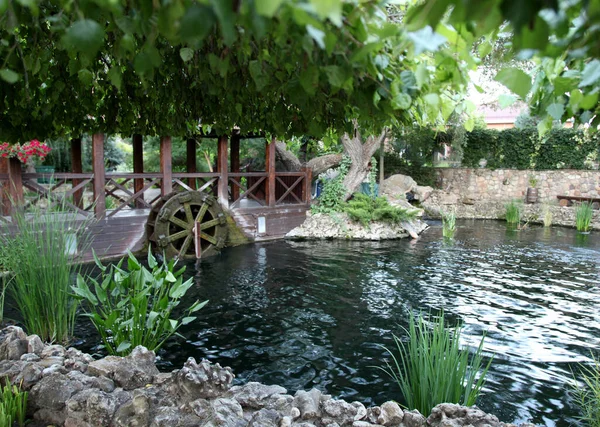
[0,201,91,343]
[0,382,27,427]
[543,206,553,228]
[575,202,594,233]
[42,135,127,172]
[571,355,600,427]
[383,152,437,187]
[312,156,351,214]
[441,210,456,239]
[345,193,418,227]
[377,311,492,415]
[72,251,207,356]
[505,201,521,226]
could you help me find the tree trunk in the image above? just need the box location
[275,141,342,176]
[341,128,387,201]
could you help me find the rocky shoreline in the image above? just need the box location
[0,326,537,427]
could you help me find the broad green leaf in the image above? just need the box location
[0,69,19,84]
[181,316,196,325]
[180,48,194,62]
[306,25,325,49]
[189,300,208,312]
[407,26,447,55]
[580,92,599,110]
[415,63,429,89]
[405,0,450,31]
[180,4,215,43]
[580,60,600,87]
[423,93,440,109]
[391,93,412,110]
[569,89,583,109]
[494,68,532,99]
[537,116,553,137]
[0,0,7,14]
[547,103,565,120]
[165,271,177,283]
[478,40,493,58]
[249,60,268,91]
[210,0,236,45]
[169,319,178,331]
[309,0,342,26]
[107,67,122,90]
[255,0,284,17]
[324,66,346,88]
[464,117,475,132]
[300,66,319,95]
[147,251,157,269]
[63,20,105,58]
[116,342,131,353]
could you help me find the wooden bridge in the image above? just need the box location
[0,133,312,260]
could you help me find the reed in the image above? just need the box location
[377,312,492,416]
[441,210,456,238]
[576,202,593,233]
[0,201,91,343]
[505,201,521,226]
[543,206,553,228]
[0,382,28,427]
[571,355,600,427]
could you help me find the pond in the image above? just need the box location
[78,220,600,426]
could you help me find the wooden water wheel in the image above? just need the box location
[147,191,228,258]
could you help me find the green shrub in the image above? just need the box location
[72,251,207,355]
[345,193,418,227]
[505,201,521,225]
[441,210,456,238]
[378,312,492,416]
[0,382,28,427]
[571,355,600,427]
[576,202,594,233]
[312,155,351,214]
[0,203,90,343]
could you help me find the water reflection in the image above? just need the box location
[87,221,600,425]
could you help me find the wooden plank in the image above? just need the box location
[160,136,173,196]
[217,135,229,207]
[92,133,106,218]
[265,137,276,207]
[132,134,144,208]
[0,158,9,216]
[187,138,197,190]
[8,157,24,214]
[230,132,240,202]
[71,138,84,209]
[228,172,268,178]
[557,195,600,202]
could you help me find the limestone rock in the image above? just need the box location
[88,346,159,390]
[151,406,203,427]
[381,174,418,197]
[377,401,403,426]
[190,397,245,427]
[174,357,234,400]
[65,388,131,426]
[0,326,28,361]
[27,334,45,356]
[427,403,502,427]
[322,399,363,425]
[42,344,67,359]
[403,409,426,427]
[249,408,282,427]
[293,389,322,419]
[231,381,288,409]
[413,185,433,202]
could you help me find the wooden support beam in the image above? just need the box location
[132,134,144,208]
[70,138,83,209]
[160,136,173,196]
[0,158,8,216]
[186,138,197,190]
[230,133,240,202]
[265,137,276,207]
[217,135,229,207]
[302,166,313,204]
[92,133,106,218]
[7,158,24,215]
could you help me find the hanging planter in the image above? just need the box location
[0,140,51,164]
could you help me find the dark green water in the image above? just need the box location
[82,220,600,426]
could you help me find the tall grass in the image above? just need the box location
[576,202,593,233]
[543,206,553,228]
[571,355,600,427]
[505,201,521,226]
[0,201,91,343]
[441,210,456,238]
[378,312,492,416]
[0,382,27,427]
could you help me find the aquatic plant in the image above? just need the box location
[345,193,418,227]
[505,201,521,226]
[543,206,553,228]
[576,202,593,233]
[377,312,492,416]
[441,210,456,238]
[0,202,90,343]
[0,382,28,427]
[73,251,207,356]
[571,355,600,427]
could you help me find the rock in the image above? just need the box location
[352,422,379,427]
[381,174,418,197]
[413,185,433,202]
[191,397,245,427]
[290,407,301,419]
[377,401,403,426]
[88,346,159,390]
[231,381,288,409]
[20,353,40,362]
[41,344,67,359]
[15,362,43,389]
[30,372,85,424]
[427,403,502,427]
[151,406,203,427]
[322,399,362,425]
[66,388,131,427]
[249,408,282,426]
[403,409,426,427]
[293,389,322,419]
[38,356,65,368]
[461,196,476,205]
[352,402,367,421]
[280,416,293,427]
[174,357,234,400]
[27,335,45,356]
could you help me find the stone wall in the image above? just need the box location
[435,168,600,203]
[0,326,535,427]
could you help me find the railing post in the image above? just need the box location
[133,134,144,207]
[217,135,229,208]
[160,136,172,196]
[265,137,276,207]
[6,158,24,215]
[71,138,83,209]
[186,138,197,190]
[302,166,312,204]
[230,132,240,202]
[0,158,9,216]
[92,133,106,218]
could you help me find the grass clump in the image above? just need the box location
[505,200,521,226]
[378,312,492,416]
[0,382,28,427]
[72,251,207,356]
[0,203,90,343]
[543,206,553,227]
[345,193,418,227]
[576,202,593,233]
[441,210,456,238]
[571,355,600,427]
